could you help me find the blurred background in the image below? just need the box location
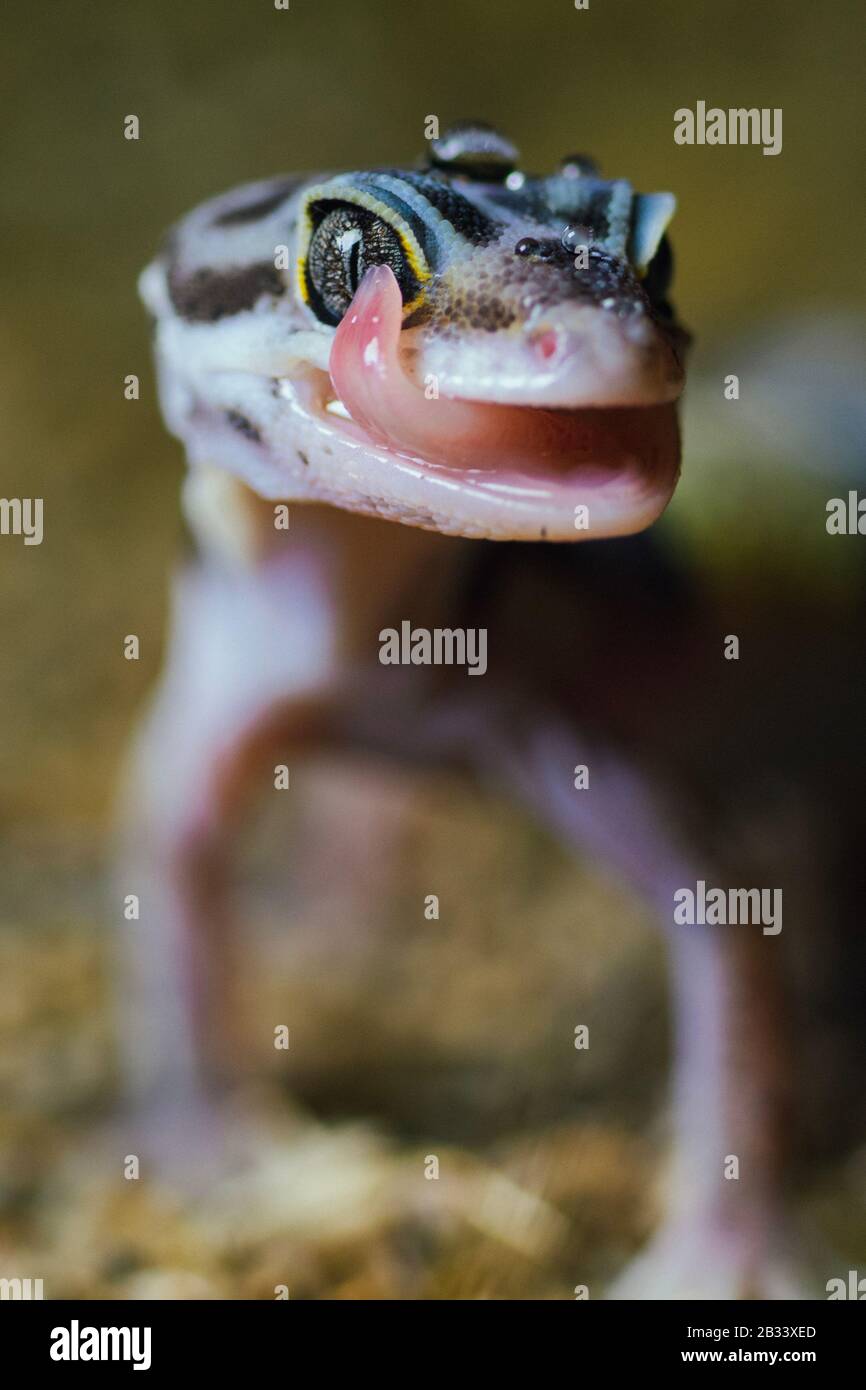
[1,0,864,1298]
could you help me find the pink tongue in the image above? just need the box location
[328,265,680,523]
[328,264,601,472]
[330,264,508,467]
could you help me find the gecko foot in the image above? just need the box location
[607,1207,815,1300]
[108,1090,247,1193]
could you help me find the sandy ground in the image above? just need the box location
[1,762,863,1299]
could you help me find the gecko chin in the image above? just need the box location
[300,264,680,541]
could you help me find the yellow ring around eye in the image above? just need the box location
[296,183,431,317]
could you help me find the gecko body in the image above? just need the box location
[125,125,810,1299]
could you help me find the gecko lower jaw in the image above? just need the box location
[273,362,682,541]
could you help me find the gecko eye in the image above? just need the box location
[303,205,423,327]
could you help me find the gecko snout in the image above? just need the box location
[530,328,563,363]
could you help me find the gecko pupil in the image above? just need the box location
[344,234,362,294]
[306,205,415,325]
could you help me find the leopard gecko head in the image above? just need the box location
[140,122,689,541]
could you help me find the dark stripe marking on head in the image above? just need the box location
[168,262,285,322]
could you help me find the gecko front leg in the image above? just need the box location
[484,714,810,1299]
[116,477,338,1159]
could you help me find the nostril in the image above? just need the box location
[532,329,560,362]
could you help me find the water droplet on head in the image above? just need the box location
[561,224,583,253]
[515,237,541,257]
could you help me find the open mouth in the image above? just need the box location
[309,264,681,540]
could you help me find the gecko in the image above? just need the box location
[124,121,807,1298]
